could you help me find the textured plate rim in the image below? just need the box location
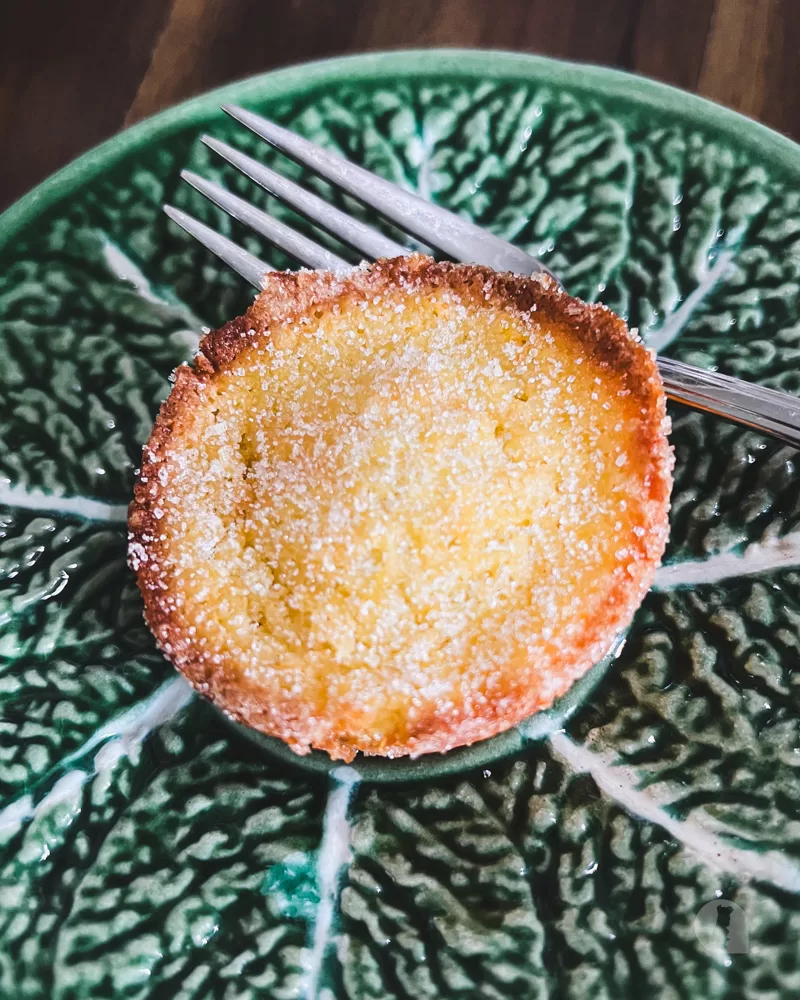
[2,47,800,253]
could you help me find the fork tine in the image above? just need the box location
[201,135,409,262]
[163,205,271,288]
[181,170,352,275]
[222,104,555,278]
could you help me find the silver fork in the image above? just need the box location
[164,104,800,448]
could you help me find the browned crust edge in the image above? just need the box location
[128,255,673,762]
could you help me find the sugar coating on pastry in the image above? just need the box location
[129,255,673,762]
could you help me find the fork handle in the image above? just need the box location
[658,357,800,447]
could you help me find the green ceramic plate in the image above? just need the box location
[2,49,800,999]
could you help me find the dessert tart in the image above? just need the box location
[128,255,673,762]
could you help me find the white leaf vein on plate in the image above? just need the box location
[0,481,129,523]
[655,529,800,588]
[305,767,360,1000]
[647,247,735,353]
[549,731,800,893]
[0,676,193,838]
[101,236,205,351]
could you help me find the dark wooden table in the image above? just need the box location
[1,0,798,212]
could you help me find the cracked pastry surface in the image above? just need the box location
[129,255,673,762]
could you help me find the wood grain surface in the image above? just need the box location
[0,0,797,211]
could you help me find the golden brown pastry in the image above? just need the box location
[129,255,672,762]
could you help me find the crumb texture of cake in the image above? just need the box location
[129,255,673,762]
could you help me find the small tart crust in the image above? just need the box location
[129,255,673,762]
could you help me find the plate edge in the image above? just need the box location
[1,48,799,251]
